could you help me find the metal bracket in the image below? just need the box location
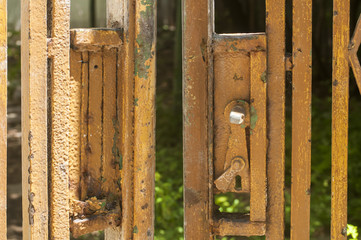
[214,100,251,193]
[349,13,361,94]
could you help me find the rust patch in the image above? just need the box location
[28,192,35,225]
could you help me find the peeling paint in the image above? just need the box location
[28,192,35,225]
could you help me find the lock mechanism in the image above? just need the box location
[215,100,251,193]
[212,34,268,234]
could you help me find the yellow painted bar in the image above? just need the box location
[0,0,6,238]
[69,50,82,200]
[291,0,312,239]
[182,0,212,238]
[250,50,267,222]
[87,51,103,197]
[105,1,134,238]
[21,0,48,238]
[80,52,90,200]
[102,48,118,195]
[48,0,71,238]
[265,0,286,239]
[133,0,156,238]
[331,0,349,239]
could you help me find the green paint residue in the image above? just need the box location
[250,106,258,130]
[119,154,123,170]
[261,71,267,83]
[133,226,138,234]
[134,98,139,106]
[134,0,155,79]
[112,118,122,170]
[101,201,106,210]
[230,44,238,51]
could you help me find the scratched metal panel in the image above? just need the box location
[21,0,49,238]
[331,0,350,239]
[290,0,312,239]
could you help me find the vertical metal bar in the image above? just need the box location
[290,0,312,239]
[331,0,349,239]
[106,0,135,239]
[0,0,6,238]
[80,52,89,200]
[69,50,82,200]
[265,0,286,239]
[250,51,267,222]
[183,0,212,239]
[102,48,118,196]
[87,52,103,196]
[133,0,156,238]
[21,0,48,237]
[103,47,122,238]
[106,0,124,28]
[49,0,71,238]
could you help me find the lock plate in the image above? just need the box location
[213,33,268,222]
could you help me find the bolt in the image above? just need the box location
[230,105,246,125]
[232,157,245,171]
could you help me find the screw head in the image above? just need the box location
[232,157,245,171]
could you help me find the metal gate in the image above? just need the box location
[183,0,361,239]
[0,0,360,239]
[1,0,156,239]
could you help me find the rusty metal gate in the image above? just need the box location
[0,0,360,239]
[183,0,361,240]
[1,0,156,239]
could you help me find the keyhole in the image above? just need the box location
[235,175,242,191]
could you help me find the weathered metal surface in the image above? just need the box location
[183,0,212,238]
[213,217,266,237]
[69,50,82,201]
[0,0,6,238]
[48,0,71,238]
[105,0,136,238]
[265,0,286,239]
[69,29,123,237]
[21,0,49,238]
[102,48,119,196]
[349,14,361,94]
[133,0,156,238]
[70,29,123,51]
[250,50,267,222]
[213,34,267,198]
[212,34,267,235]
[71,212,121,238]
[331,0,349,239]
[107,0,124,28]
[87,51,103,197]
[80,52,90,200]
[214,100,250,193]
[290,0,312,239]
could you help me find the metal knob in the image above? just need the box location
[229,105,246,125]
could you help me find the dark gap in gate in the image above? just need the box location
[284,0,292,239]
[214,193,250,215]
[70,0,106,28]
[214,0,265,34]
[47,57,53,240]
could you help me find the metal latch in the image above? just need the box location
[215,100,250,193]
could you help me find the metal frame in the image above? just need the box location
[21,0,156,239]
[0,0,6,238]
